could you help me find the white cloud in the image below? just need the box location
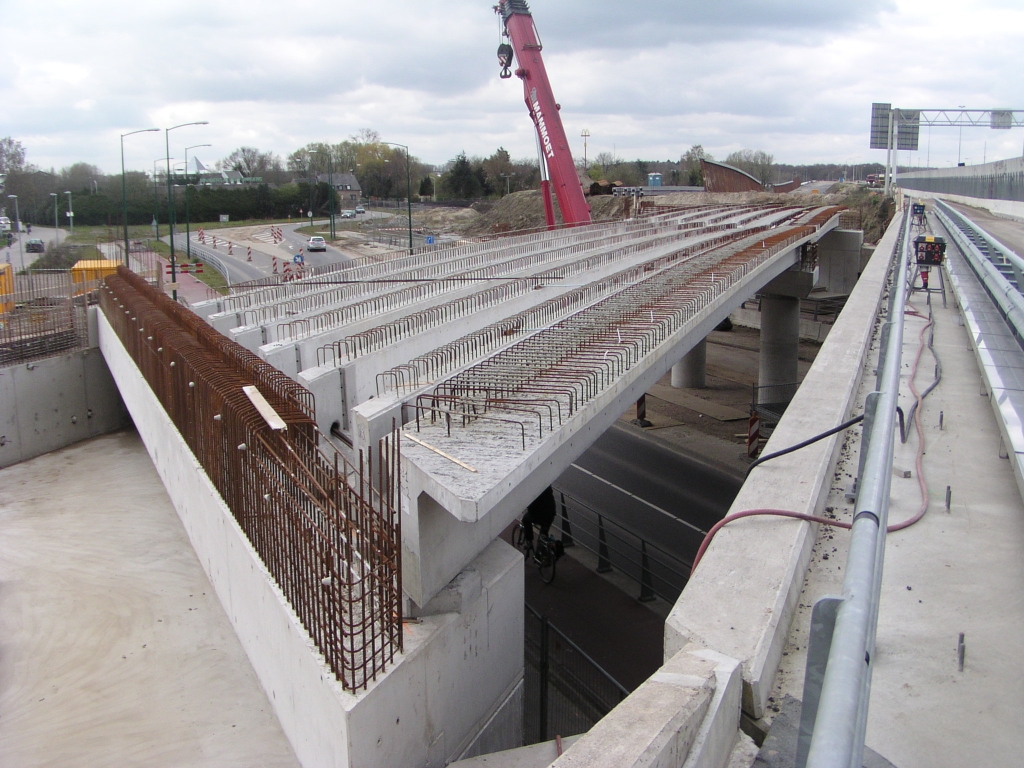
[1,0,1021,174]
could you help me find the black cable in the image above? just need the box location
[746,414,865,477]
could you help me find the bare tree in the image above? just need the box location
[725,149,775,187]
[219,147,281,179]
[0,137,27,175]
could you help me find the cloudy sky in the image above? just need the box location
[3,0,1022,175]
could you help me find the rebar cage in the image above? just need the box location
[100,266,402,691]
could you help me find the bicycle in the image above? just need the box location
[512,521,563,584]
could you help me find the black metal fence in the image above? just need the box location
[523,605,629,744]
[549,489,696,604]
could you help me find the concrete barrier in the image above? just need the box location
[550,644,741,768]
[664,212,905,719]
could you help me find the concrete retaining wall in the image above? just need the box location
[665,212,904,719]
[898,186,1024,221]
[0,306,130,469]
[99,310,524,768]
[897,156,1024,206]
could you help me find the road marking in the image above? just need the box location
[568,463,708,535]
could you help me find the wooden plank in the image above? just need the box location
[647,383,750,422]
[242,385,288,431]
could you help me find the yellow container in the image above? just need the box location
[0,262,13,314]
[71,259,119,295]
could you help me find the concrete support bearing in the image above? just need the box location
[671,339,707,389]
[759,293,800,396]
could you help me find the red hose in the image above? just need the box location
[691,306,935,572]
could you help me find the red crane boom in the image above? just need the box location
[496,0,591,227]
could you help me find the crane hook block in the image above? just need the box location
[497,43,514,79]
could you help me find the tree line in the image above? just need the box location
[0,133,880,228]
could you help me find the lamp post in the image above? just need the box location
[500,172,516,196]
[7,195,23,270]
[120,128,159,267]
[164,121,208,301]
[382,141,413,252]
[65,191,74,237]
[184,143,211,261]
[50,193,59,247]
[581,128,590,170]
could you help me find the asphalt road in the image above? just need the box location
[554,423,742,568]
[3,226,64,270]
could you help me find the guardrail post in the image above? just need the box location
[558,491,574,547]
[597,515,612,573]
[639,541,656,602]
[539,616,550,743]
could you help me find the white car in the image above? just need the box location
[307,236,327,252]
[0,217,10,232]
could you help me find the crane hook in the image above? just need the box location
[497,43,514,79]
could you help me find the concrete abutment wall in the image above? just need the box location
[98,310,524,768]
[0,306,130,469]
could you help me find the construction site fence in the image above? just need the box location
[524,604,629,746]
[0,269,89,365]
[99,266,402,692]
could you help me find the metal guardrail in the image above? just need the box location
[798,211,911,768]
[935,201,1024,345]
[186,240,234,287]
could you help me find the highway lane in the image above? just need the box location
[554,423,742,568]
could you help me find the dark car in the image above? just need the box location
[25,239,45,253]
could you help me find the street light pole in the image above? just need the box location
[164,121,208,301]
[383,141,413,252]
[50,193,59,247]
[65,191,74,237]
[121,128,159,267]
[581,128,590,170]
[184,143,212,262]
[7,195,23,271]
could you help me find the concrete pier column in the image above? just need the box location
[759,293,800,396]
[671,339,707,388]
